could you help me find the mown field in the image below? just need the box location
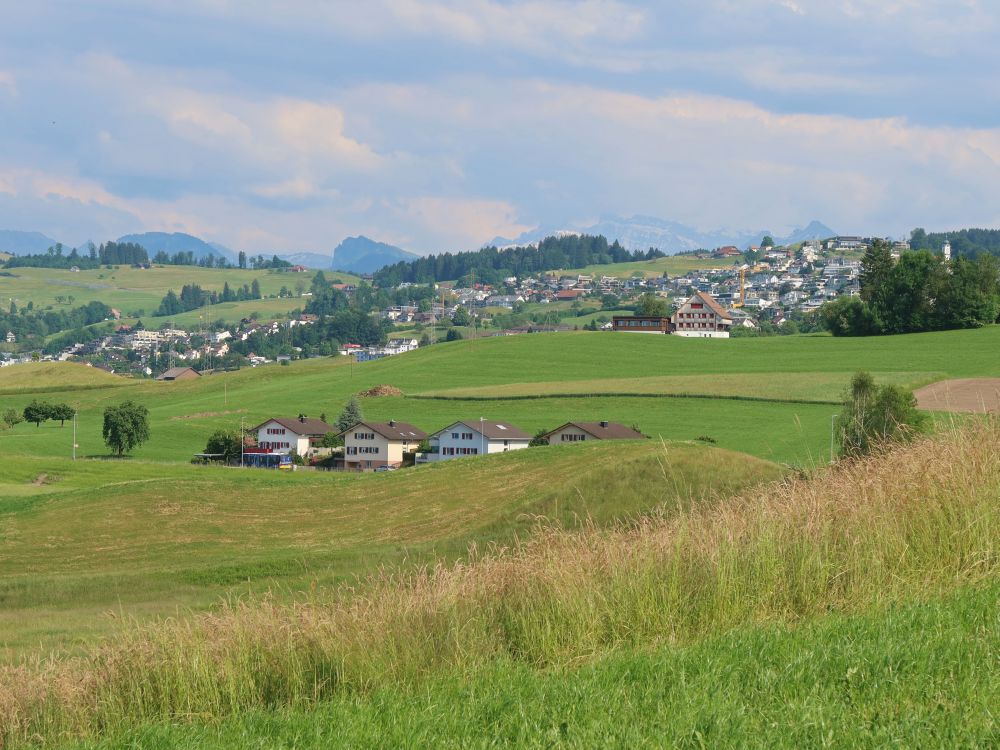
[0,441,779,658]
[0,265,359,325]
[2,325,995,467]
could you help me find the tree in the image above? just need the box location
[102,400,151,457]
[635,293,669,317]
[251,279,262,299]
[858,239,894,330]
[761,235,775,248]
[204,428,244,463]
[335,397,364,433]
[49,402,75,427]
[446,328,463,341]
[451,305,471,326]
[835,371,926,458]
[419,333,432,347]
[238,250,247,269]
[2,408,23,429]
[23,399,51,427]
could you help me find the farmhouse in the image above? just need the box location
[156,366,201,381]
[422,420,531,462]
[542,421,645,444]
[253,416,332,457]
[612,316,672,334]
[672,291,732,338]
[340,420,427,471]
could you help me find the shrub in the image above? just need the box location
[836,371,926,458]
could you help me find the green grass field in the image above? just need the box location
[3,421,997,748]
[555,253,739,279]
[67,583,1000,749]
[0,265,358,324]
[0,441,780,658]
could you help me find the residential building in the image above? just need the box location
[611,316,672,334]
[422,420,531,462]
[671,291,732,338]
[5,331,14,344]
[541,421,646,444]
[340,420,427,471]
[253,416,333,457]
[156,366,201,381]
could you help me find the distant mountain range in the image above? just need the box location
[117,232,237,262]
[0,217,835,274]
[0,230,61,255]
[329,236,417,274]
[489,216,836,253]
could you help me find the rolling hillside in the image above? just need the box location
[0,265,360,325]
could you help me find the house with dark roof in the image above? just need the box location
[339,420,427,471]
[422,420,531,462]
[253,415,333,456]
[671,291,733,338]
[541,421,646,445]
[156,366,201,381]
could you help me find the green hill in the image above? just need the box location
[2,421,996,748]
[1,325,996,468]
[0,441,780,658]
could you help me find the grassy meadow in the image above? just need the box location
[2,420,997,747]
[555,253,739,279]
[0,265,358,325]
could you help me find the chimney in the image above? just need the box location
[600,421,609,428]
[299,414,306,423]
[389,419,396,427]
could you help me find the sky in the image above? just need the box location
[0,0,998,254]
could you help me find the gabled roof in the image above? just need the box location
[689,291,732,321]
[431,420,532,441]
[340,420,427,441]
[541,421,646,441]
[253,416,332,436]
[156,366,200,380]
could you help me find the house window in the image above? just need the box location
[461,432,474,440]
[561,433,585,442]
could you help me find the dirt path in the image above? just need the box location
[914,378,1000,413]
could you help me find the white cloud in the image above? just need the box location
[398,196,532,250]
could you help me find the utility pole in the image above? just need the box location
[830,414,837,464]
[480,416,485,457]
[72,410,78,460]
[240,416,245,468]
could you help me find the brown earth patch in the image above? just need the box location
[358,384,403,398]
[170,409,248,421]
[914,378,1000,413]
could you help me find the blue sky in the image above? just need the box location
[1,1,998,253]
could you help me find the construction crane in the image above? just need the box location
[732,267,746,308]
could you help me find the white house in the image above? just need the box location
[340,420,427,471]
[671,291,733,338]
[253,416,332,457]
[421,420,531,462]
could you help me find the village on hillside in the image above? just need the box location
[1,234,920,375]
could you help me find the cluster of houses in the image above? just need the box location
[246,415,645,471]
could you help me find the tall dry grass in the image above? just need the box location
[3,422,998,746]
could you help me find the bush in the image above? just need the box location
[836,371,926,458]
[1,408,23,429]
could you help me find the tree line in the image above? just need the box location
[4,241,149,269]
[1,299,114,345]
[820,239,1000,336]
[910,227,1000,259]
[155,281,263,316]
[373,235,664,286]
